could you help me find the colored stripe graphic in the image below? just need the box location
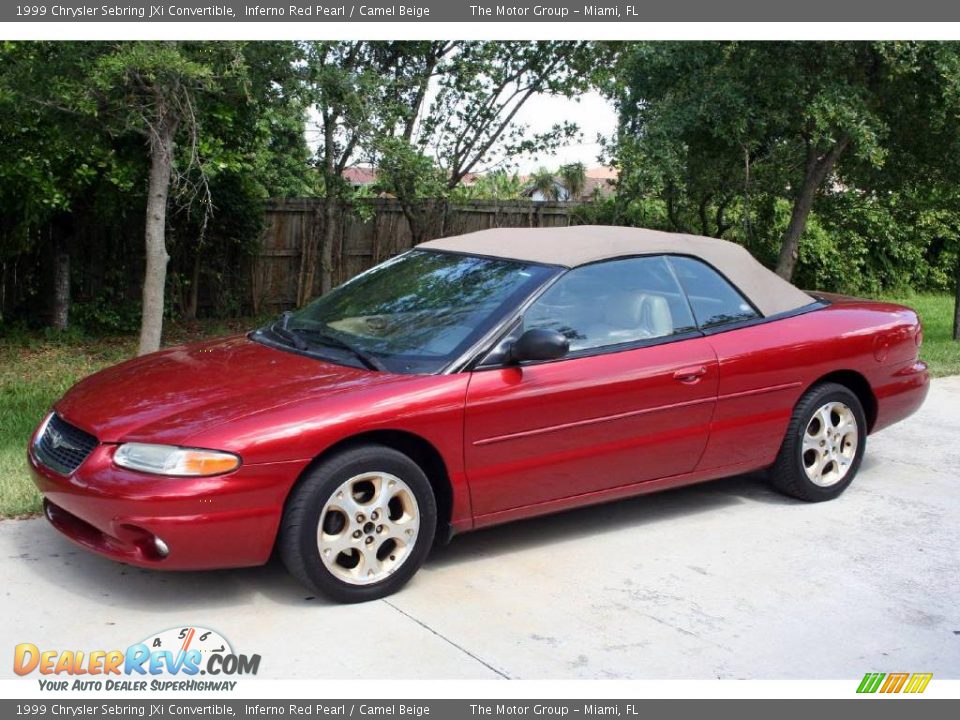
[903,673,933,694]
[857,672,932,694]
[857,673,886,693]
[880,672,910,693]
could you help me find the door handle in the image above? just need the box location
[673,366,707,384]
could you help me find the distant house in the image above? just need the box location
[342,166,379,189]
[340,166,478,193]
[522,165,618,202]
[525,179,573,202]
[582,166,618,200]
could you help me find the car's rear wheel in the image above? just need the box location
[769,382,867,502]
[279,444,437,603]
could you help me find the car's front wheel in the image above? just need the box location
[769,382,867,502]
[279,444,437,603]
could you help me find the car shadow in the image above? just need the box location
[12,470,800,610]
[426,471,797,568]
[10,519,326,609]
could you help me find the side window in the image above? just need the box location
[524,256,697,353]
[668,256,759,329]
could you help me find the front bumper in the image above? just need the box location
[28,441,309,570]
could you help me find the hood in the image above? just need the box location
[55,335,420,444]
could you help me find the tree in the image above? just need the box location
[171,41,312,320]
[611,43,899,276]
[5,43,231,351]
[375,41,601,243]
[449,169,526,201]
[609,42,960,335]
[302,41,448,297]
[1,41,309,347]
[529,167,560,201]
[559,162,587,201]
[0,43,132,330]
[374,137,448,243]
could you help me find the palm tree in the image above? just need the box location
[529,167,559,201]
[480,170,525,199]
[559,162,587,201]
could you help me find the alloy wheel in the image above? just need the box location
[801,401,859,487]
[316,471,420,585]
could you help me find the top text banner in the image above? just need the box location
[5,0,960,23]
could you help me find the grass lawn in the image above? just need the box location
[0,295,957,519]
[0,318,261,518]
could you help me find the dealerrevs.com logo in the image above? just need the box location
[14,626,260,692]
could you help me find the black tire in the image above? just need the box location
[769,382,867,502]
[279,444,437,603]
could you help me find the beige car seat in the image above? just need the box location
[592,291,674,345]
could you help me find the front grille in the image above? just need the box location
[34,414,98,475]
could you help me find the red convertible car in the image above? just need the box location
[28,226,928,602]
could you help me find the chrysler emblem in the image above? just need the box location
[48,428,79,452]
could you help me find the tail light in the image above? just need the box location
[915,323,923,349]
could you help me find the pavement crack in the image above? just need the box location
[382,599,511,679]
[642,613,731,651]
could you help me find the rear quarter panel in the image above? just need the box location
[698,298,926,472]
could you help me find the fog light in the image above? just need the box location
[154,537,170,558]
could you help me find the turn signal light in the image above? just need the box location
[114,443,241,477]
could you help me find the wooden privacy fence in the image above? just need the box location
[252,198,576,313]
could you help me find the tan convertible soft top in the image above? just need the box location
[418,225,813,317]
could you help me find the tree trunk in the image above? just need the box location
[315,116,338,298]
[51,232,70,331]
[184,249,201,321]
[138,122,176,355]
[320,195,337,295]
[401,199,429,246]
[776,135,850,280]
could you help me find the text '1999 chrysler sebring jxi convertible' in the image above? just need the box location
[28,226,929,602]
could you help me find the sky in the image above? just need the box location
[305,90,620,176]
[499,90,619,173]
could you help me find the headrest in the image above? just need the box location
[604,291,647,328]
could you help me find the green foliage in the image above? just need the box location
[558,162,587,200]
[362,41,603,239]
[606,41,960,293]
[0,41,311,327]
[168,170,269,318]
[528,167,560,201]
[374,138,448,201]
[570,194,670,229]
[72,294,143,334]
[449,170,526,201]
[417,42,599,185]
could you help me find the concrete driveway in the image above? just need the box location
[2,377,958,680]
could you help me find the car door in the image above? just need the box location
[463,255,719,521]
[666,255,796,471]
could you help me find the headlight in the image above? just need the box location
[113,443,241,477]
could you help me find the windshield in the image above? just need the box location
[255,250,556,373]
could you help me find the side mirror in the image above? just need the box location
[509,328,569,363]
